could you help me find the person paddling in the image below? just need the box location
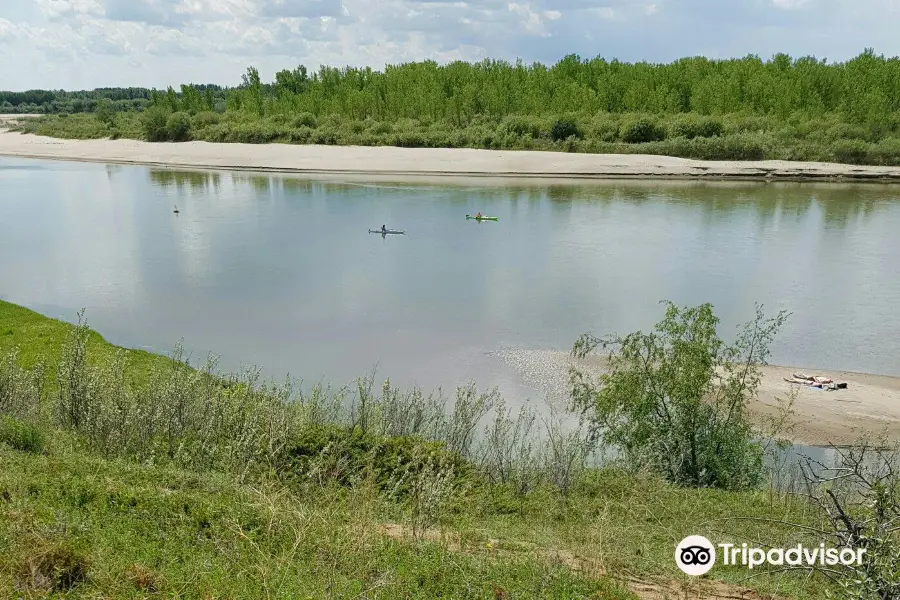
[381,224,387,234]
[476,212,482,219]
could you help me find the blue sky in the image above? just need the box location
[1,0,898,91]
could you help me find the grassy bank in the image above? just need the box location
[0,300,841,598]
[8,51,900,166]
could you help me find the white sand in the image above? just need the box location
[3,128,900,182]
[497,349,900,446]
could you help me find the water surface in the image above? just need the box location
[1,157,899,404]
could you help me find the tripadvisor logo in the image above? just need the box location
[675,535,866,575]
[675,535,716,576]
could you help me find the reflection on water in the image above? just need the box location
[1,158,899,406]
[149,169,221,192]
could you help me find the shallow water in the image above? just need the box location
[1,157,900,410]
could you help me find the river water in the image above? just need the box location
[2,157,899,410]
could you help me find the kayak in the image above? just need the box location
[369,229,405,235]
[466,215,498,221]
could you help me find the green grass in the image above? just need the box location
[0,299,839,598]
[0,300,169,383]
[0,441,641,599]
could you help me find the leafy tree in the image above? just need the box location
[550,119,580,141]
[165,111,192,141]
[569,302,789,490]
[141,106,170,141]
[95,98,116,126]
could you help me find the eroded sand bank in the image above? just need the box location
[3,129,900,182]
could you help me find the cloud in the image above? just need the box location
[1,0,899,90]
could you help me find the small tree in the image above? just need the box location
[569,301,788,490]
[95,98,116,127]
[141,106,170,142]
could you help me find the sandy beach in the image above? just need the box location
[3,128,900,182]
[497,349,900,447]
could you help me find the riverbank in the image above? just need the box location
[4,129,900,183]
[497,349,900,447]
[0,299,830,599]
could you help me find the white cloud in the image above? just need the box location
[0,0,899,90]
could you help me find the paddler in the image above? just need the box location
[476,212,482,218]
[381,224,386,233]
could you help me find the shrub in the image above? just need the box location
[285,424,467,493]
[367,120,392,135]
[831,139,870,164]
[192,111,221,129]
[165,111,192,142]
[550,119,581,141]
[670,115,723,139]
[570,302,788,490]
[292,112,317,128]
[621,117,666,143]
[501,115,544,139]
[0,416,45,453]
[589,114,620,142]
[94,99,116,127]
[141,106,170,142]
[866,137,900,166]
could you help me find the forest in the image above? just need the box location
[8,50,900,164]
[0,85,224,115]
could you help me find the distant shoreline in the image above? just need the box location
[3,129,900,183]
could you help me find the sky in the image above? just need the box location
[1,0,899,91]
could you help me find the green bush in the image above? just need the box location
[866,137,900,165]
[589,114,620,142]
[141,107,170,142]
[292,112,317,128]
[622,117,666,143]
[284,424,467,493]
[670,115,723,139]
[95,99,116,127]
[831,138,870,164]
[571,302,787,490]
[550,119,581,141]
[501,115,544,139]
[0,416,45,453]
[367,120,392,135]
[192,111,221,129]
[165,111,192,142]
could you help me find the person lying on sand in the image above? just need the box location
[783,373,848,390]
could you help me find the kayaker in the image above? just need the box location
[381,224,386,233]
[476,212,482,218]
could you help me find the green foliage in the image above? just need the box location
[621,116,667,143]
[832,138,871,164]
[0,416,45,453]
[140,106,170,142]
[94,98,116,126]
[291,111,317,128]
[571,302,789,490]
[165,111,192,142]
[191,110,221,129]
[669,114,724,139]
[286,424,468,494]
[550,119,581,141]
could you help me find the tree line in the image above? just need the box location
[208,50,899,125]
[0,85,224,115]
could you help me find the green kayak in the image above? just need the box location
[466,215,498,221]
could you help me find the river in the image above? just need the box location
[1,157,899,410]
